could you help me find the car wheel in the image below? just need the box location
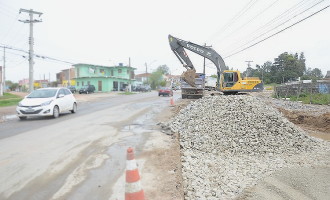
[53,106,60,118]
[71,103,77,113]
[19,116,27,120]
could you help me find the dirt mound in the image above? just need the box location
[279,108,330,133]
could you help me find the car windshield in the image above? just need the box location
[27,89,57,98]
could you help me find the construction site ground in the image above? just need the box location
[0,90,329,199]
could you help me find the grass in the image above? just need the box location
[289,93,330,105]
[118,91,136,95]
[275,93,330,105]
[264,83,280,91]
[0,93,23,107]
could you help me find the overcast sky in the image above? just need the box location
[1,0,329,82]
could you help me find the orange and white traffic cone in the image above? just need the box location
[170,97,175,106]
[125,147,145,200]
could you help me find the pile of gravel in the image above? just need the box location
[268,98,330,114]
[167,95,330,199]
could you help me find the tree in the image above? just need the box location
[301,67,323,81]
[156,65,170,75]
[149,70,164,89]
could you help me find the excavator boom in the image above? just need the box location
[168,35,226,87]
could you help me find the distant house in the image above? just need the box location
[34,80,49,88]
[73,63,136,92]
[134,73,151,85]
[56,68,76,86]
[164,74,181,87]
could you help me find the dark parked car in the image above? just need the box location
[158,87,173,96]
[135,85,151,92]
[79,85,95,94]
[67,86,76,93]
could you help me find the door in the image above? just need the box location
[56,89,67,112]
[98,81,102,92]
[113,81,118,91]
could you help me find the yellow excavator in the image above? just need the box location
[168,35,263,96]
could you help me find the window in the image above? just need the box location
[100,69,105,74]
[88,81,90,85]
[82,81,84,86]
[77,82,79,86]
[77,68,80,77]
[64,89,71,95]
[57,89,65,97]
[118,69,122,73]
[127,69,129,74]
[111,70,114,76]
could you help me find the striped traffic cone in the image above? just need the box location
[170,97,175,106]
[125,147,145,200]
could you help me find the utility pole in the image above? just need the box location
[203,43,212,88]
[245,60,253,77]
[145,62,148,84]
[19,8,43,92]
[2,46,5,95]
[0,66,2,96]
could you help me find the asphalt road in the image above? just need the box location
[0,91,179,200]
[0,92,171,139]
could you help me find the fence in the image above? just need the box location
[274,82,330,98]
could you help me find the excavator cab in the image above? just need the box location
[222,71,239,87]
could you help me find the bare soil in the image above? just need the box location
[138,99,194,200]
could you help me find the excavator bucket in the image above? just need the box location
[182,69,196,87]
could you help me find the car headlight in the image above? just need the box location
[41,100,53,106]
[18,101,23,107]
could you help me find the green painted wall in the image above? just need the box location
[74,63,135,92]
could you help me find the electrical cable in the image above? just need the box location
[216,0,281,44]
[208,0,259,42]
[223,0,323,55]
[224,4,330,59]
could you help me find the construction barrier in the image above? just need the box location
[125,147,145,200]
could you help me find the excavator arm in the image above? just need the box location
[168,34,226,87]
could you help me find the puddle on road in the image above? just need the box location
[68,100,166,200]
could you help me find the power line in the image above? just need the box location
[208,0,259,42]
[0,44,75,65]
[216,0,281,45]
[223,0,323,55]
[224,4,330,59]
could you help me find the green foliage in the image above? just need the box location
[0,93,22,107]
[149,70,164,89]
[289,93,330,105]
[5,80,19,91]
[148,64,171,89]
[119,92,135,95]
[156,65,170,75]
[243,52,324,84]
[276,93,330,105]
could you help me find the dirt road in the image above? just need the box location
[0,91,183,200]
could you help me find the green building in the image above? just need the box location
[73,63,136,92]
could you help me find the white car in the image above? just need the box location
[16,87,77,120]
